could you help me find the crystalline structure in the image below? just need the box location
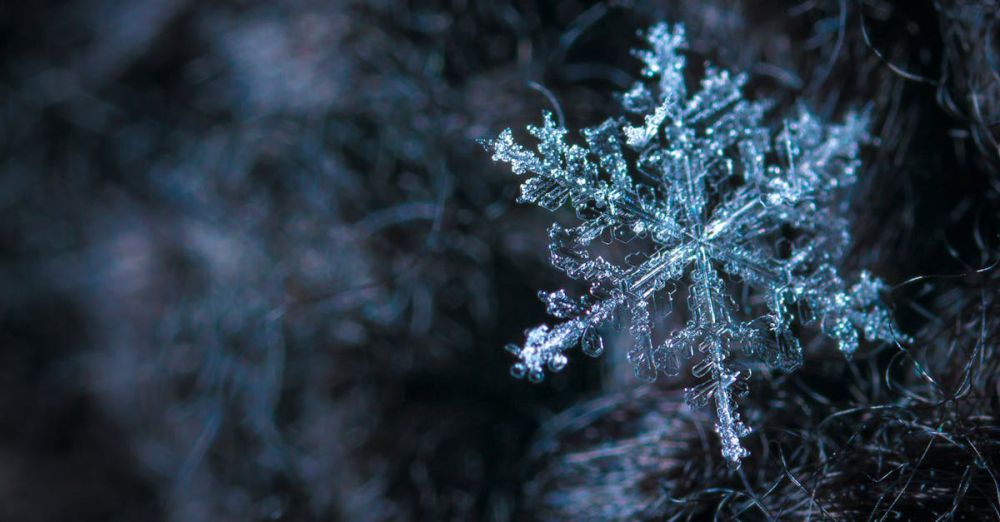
[483,23,909,466]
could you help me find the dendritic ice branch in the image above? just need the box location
[482,22,907,466]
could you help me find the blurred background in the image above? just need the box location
[0,1,998,520]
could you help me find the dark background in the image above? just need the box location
[0,1,997,520]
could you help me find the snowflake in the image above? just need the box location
[482,22,907,465]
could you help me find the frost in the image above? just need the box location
[482,22,907,466]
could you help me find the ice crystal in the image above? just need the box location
[483,23,907,465]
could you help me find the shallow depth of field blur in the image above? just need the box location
[1,1,998,521]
